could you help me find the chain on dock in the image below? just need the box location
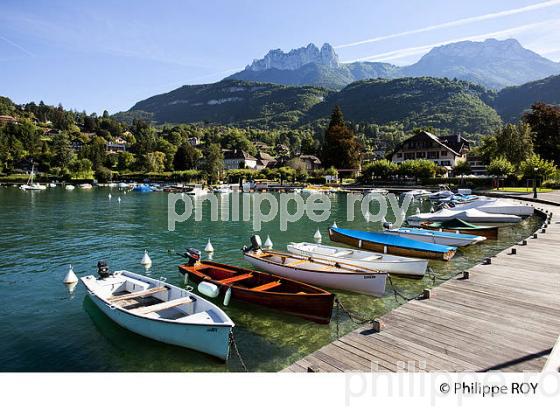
[387,275,421,302]
[426,266,457,284]
[228,330,248,372]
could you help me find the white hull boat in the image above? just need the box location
[243,237,387,296]
[448,197,534,216]
[65,184,75,190]
[186,187,209,196]
[214,185,233,194]
[286,242,427,278]
[383,227,486,247]
[401,189,431,200]
[19,165,46,190]
[407,208,521,226]
[79,183,93,189]
[81,266,233,360]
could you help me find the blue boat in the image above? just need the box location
[132,184,154,193]
[328,226,457,261]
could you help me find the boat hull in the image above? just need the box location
[243,253,387,297]
[85,290,231,360]
[420,223,499,240]
[179,262,334,324]
[287,243,427,278]
[329,228,456,261]
[384,228,485,247]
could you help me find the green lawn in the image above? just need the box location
[492,187,553,193]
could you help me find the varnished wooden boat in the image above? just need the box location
[419,219,499,240]
[329,226,457,261]
[179,260,334,324]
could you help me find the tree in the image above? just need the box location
[95,166,112,182]
[117,152,135,171]
[68,158,93,179]
[523,103,560,164]
[51,133,74,170]
[453,159,471,176]
[321,106,362,169]
[480,123,534,166]
[173,143,202,170]
[361,159,398,181]
[144,151,166,173]
[202,143,224,184]
[287,158,308,181]
[519,154,557,180]
[486,156,514,178]
[397,159,437,181]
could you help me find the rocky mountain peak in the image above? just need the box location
[246,43,339,71]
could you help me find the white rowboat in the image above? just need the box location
[407,208,522,226]
[383,227,486,247]
[81,267,233,360]
[286,242,427,278]
[243,244,387,296]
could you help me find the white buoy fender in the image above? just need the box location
[63,264,78,284]
[332,221,338,228]
[415,208,420,214]
[205,239,214,253]
[198,281,219,298]
[117,196,121,203]
[108,193,112,199]
[140,250,152,266]
[264,235,273,249]
[313,228,322,240]
[223,287,232,306]
[183,272,189,285]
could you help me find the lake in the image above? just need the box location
[0,186,542,371]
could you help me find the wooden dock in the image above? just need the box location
[283,202,560,372]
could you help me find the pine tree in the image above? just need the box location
[321,106,362,169]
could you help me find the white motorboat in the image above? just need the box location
[286,242,427,278]
[79,183,93,189]
[383,227,486,247]
[428,190,454,200]
[213,185,233,194]
[19,165,47,191]
[65,184,75,190]
[81,263,234,360]
[401,189,431,200]
[407,208,522,226]
[365,188,389,195]
[243,236,387,296]
[48,182,57,188]
[447,197,534,216]
[118,182,129,189]
[185,186,209,196]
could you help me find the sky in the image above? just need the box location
[1,0,560,114]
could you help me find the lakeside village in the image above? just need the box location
[2,95,559,364]
[1,96,559,193]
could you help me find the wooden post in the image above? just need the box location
[372,319,384,333]
[542,228,546,234]
[521,240,527,246]
[533,233,538,239]
[307,365,320,373]
[511,248,517,255]
[462,271,470,280]
[423,289,432,299]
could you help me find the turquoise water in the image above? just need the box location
[0,187,542,371]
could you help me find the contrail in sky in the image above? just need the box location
[0,34,35,57]
[342,19,560,63]
[335,0,560,49]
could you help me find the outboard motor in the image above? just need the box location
[97,260,111,279]
[242,235,262,253]
[183,248,201,266]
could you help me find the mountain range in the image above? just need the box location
[228,39,560,90]
[116,38,560,136]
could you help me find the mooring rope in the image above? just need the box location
[387,275,420,302]
[229,330,248,372]
[427,266,457,284]
[335,297,375,326]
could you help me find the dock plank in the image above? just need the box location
[283,202,560,372]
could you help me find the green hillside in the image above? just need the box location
[302,77,502,138]
[116,80,331,127]
[493,75,560,122]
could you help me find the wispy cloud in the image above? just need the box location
[0,34,34,57]
[342,19,560,63]
[335,0,560,49]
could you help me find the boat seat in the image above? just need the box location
[251,281,281,292]
[108,286,167,302]
[219,273,253,285]
[129,297,193,315]
[285,259,309,267]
